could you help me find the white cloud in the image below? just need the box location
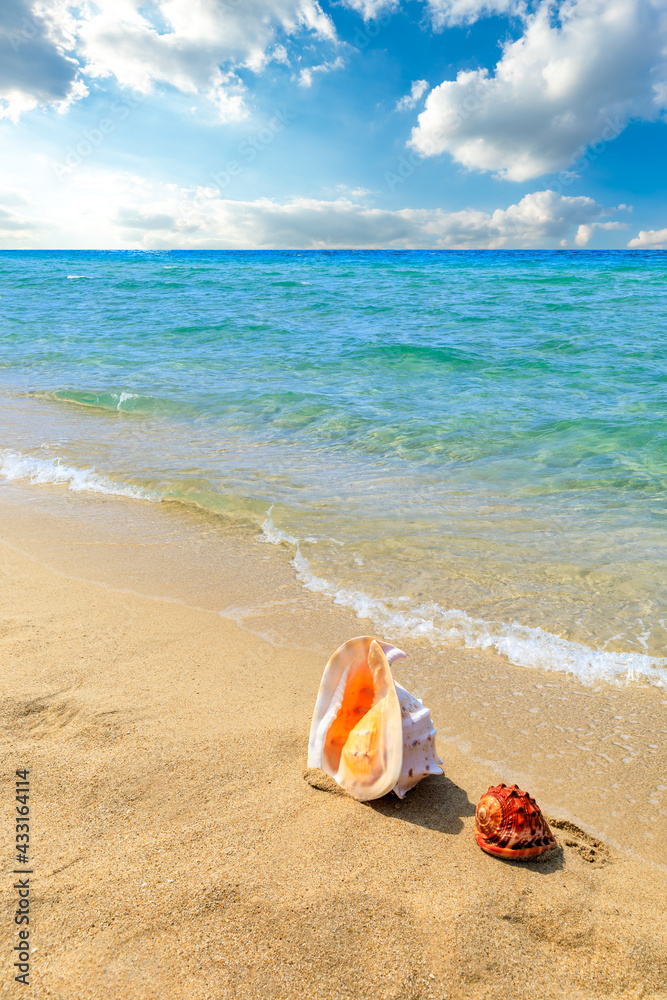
[574,220,627,246]
[3,0,338,122]
[297,56,344,87]
[0,0,88,121]
[336,185,375,197]
[410,0,667,181]
[396,79,429,112]
[340,0,521,24]
[627,228,667,249]
[340,0,399,19]
[97,179,620,249]
[0,158,626,251]
[424,0,524,28]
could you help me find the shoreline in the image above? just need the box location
[1,478,665,862]
[1,481,666,997]
[2,382,667,675]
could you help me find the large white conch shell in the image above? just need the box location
[307,636,443,801]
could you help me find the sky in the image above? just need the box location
[0,0,666,249]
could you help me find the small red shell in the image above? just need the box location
[475,783,556,860]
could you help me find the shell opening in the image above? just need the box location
[322,657,376,775]
[334,640,403,799]
[308,636,440,802]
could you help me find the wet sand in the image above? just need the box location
[1,483,666,999]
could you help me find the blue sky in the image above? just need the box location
[0,0,665,249]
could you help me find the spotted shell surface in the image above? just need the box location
[475,783,556,860]
[393,683,443,799]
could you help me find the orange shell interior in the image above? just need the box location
[339,697,388,782]
[322,658,375,774]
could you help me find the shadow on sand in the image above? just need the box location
[304,767,474,835]
[367,772,475,835]
[304,768,565,872]
[371,775,566,872]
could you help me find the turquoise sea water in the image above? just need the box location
[1,249,666,687]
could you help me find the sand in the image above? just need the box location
[1,483,666,1000]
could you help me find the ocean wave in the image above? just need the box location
[260,510,667,689]
[0,449,268,528]
[348,342,482,369]
[0,450,155,501]
[3,446,665,689]
[34,388,183,416]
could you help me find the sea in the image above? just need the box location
[1,249,666,690]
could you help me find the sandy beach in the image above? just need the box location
[2,0,667,988]
[1,482,666,1000]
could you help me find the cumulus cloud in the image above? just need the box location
[424,0,524,27]
[410,0,667,181]
[2,0,337,121]
[0,0,87,121]
[340,0,399,19]
[573,220,627,246]
[627,228,667,249]
[340,0,522,24]
[396,80,429,112]
[99,181,618,249]
[0,165,627,249]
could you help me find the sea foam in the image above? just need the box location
[261,510,667,690]
[0,449,154,502]
[2,446,665,690]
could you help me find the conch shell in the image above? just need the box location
[475,783,556,859]
[307,636,443,801]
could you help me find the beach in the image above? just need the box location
[1,249,666,997]
[1,480,666,1000]
[2,0,667,983]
